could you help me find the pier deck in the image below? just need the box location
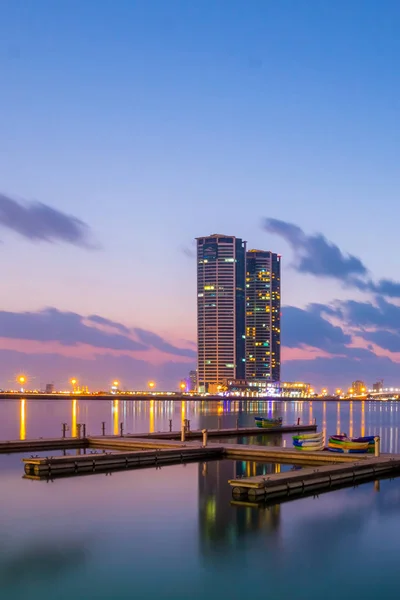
[229,455,400,501]
[0,423,316,454]
[23,444,223,477]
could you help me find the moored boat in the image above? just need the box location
[293,432,323,441]
[328,435,369,453]
[254,416,283,428]
[293,442,324,451]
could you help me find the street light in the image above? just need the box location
[17,375,26,392]
[336,388,342,396]
[180,382,186,392]
[71,378,78,393]
[113,380,119,388]
[148,381,155,391]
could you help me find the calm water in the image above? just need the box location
[2,399,400,599]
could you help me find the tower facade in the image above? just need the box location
[245,250,281,382]
[197,235,246,392]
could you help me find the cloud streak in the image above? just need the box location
[263,218,400,297]
[264,218,367,280]
[0,307,196,360]
[134,328,196,358]
[0,193,96,248]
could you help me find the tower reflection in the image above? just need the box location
[198,459,281,557]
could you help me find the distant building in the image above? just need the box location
[45,383,54,394]
[245,250,281,383]
[280,381,311,397]
[373,380,383,392]
[189,370,197,392]
[352,380,367,395]
[196,234,246,393]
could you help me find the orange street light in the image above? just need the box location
[71,378,77,386]
[113,380,119,387]
[148,381,155,390]
[180,382,186,391]
[336,389,342,395]
[18,375,26,385]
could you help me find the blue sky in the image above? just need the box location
[1,0,400,390]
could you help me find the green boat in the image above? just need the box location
[255,417,283,428]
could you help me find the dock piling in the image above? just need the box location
[375,436,381,457]
[202,429,208,447]
[82,424,86,438]
[181,423,186,442]
[297,418,300,426]
[169,419,173,432]
[101,422,106,436]
[62,423,68,438]
[76,424,82,439]
[187,420,191,432]
[120,423,124,437]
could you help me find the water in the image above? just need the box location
[2,399,400,599]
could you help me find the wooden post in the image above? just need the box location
[76,424,82,439]
[101,421,106,436]
[187,419,191,432]
[297,418,300,425]
[169,419,173,432]
[82,424,86,438]
[374,436,380,457]
[202,429,208,447]
[120,422,124,437]
[181,422,186,442]
[62,423,67,438]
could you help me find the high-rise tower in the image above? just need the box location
[197,235,246,393]
[245,250,281,382]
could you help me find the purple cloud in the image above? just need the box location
[0,193,97,248]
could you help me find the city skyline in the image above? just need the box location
[1,2,400,388]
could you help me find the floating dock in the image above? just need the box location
[0,437,87,454]
[132,423,317,440]
[0,423,316,454]
[23,444,223,477]
[229,456,400,501]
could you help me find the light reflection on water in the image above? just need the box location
[2,400,400,598]
[2,398,400,453]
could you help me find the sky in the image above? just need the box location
[1,0,400,391]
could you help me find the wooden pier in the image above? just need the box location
[23,444,223,477]
[132,423,317,440]
[228,456,400,501]
[0,422,316,454]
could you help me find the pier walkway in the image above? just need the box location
[0,422,316,454]
[228,455,400,502]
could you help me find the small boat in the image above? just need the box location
[327,444,368,454]
[293,432,323,442]
[254,416,282,428]
[292,431,324,451]
[328,435,369,453]
[293,443,324,451]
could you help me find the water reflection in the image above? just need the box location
[198,460,281,555]
[19,399,26,441]
[3,399,400,453]
[71,399,77,438]
[113,399,119,435]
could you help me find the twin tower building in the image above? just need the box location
[196,234,281,394]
